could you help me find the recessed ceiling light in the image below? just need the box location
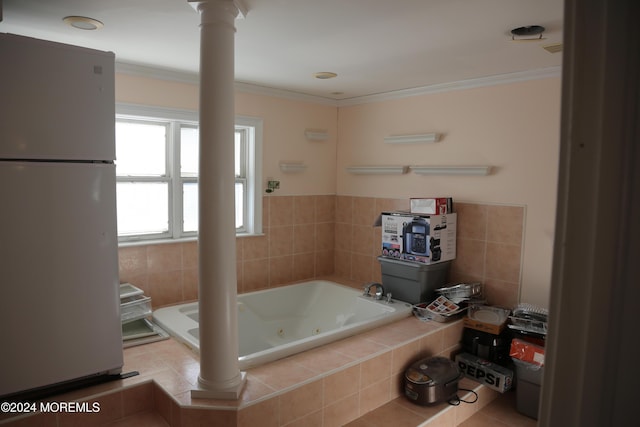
[63,16,104,31]
[313,72,337,80]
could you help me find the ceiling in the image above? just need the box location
[0,0,564,102]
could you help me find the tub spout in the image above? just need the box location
[363,282,385,300]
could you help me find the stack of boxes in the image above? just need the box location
[382,197,548,419]
[455,303,548,419]
[455,305,514,393]
[508,304,548,419]
[378,197,456,305]
[387,198,549,419]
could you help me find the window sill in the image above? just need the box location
[118,232,265,248]
[236,232,266,238]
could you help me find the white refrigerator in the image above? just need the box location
[0,33,123,398]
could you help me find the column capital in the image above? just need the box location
[188,0,247,19]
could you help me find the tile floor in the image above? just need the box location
[100,386,537,427]
[1,315,538,427]
[459,391,537,427]
[345,379,538,427]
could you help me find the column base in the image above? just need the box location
[191,372,247,400]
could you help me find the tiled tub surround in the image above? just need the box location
[118,195,524,310]
[1,314,500,427]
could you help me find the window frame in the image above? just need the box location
[115,103,263,244]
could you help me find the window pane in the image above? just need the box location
[235,131,242,177]
[235,181,244,229]
[116,121,167,176]
[181,127,199,177]
[116,182,169,236]
[183,182,198,233]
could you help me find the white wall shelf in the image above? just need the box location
[384,133,441,144]
[345,165,409,175]
[279,162,307,173]
[410,165,492,176]
[304,129,329,141]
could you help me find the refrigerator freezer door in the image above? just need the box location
[0,33,115,161]
[0,161,123,397]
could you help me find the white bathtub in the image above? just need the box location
[152,280,413,369]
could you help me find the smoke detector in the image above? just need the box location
[511,25,545,41]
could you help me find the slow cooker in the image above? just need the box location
[404,356,461,405]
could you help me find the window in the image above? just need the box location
[115,104,262,242]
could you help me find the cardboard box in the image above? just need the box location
[455,352,513,393]
[463,317,506,335]
[410,197,453,214]
[380,212,456,265]
[462,305,511,335]
[510,338,545,366]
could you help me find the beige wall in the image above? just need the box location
[337,78,561,307]
[115,74,338,196]
[115,73,561,308]
[235,93,337,196]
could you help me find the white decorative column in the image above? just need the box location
[188,0,246,399]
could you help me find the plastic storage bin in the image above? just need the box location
[513,358,544,419]
[120,294,152,324]
[378,256,450,304]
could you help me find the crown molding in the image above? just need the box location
[115,62,200,85]
[233,81,338,106]
[115,62,561,107]
[115,61,338,106]
[336,66,562,106]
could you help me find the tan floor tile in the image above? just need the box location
[283,409,323,427]
[422,409,456,427]
[323,393,360,427]
[103,411,170,427]
[457,412,511,427]
[472,391,537,427]
[361,401,426,427]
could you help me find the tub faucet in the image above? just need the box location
[363,282,385,300]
